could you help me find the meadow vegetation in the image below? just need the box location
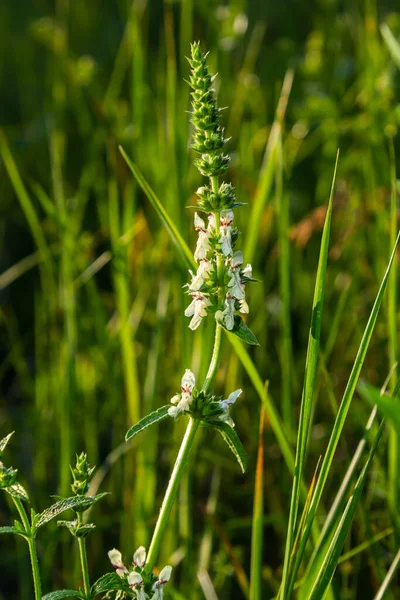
[1,1,400,599]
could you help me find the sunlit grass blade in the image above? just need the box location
[229,335,294,474]
[119,146,195,271]
[381,24,400,69]
[387,136,399,522]
[305,421,384,600]
[244,69,294,265]
[298,404,379,599]
[276,135,293,436]
[0,131,54,284]
[374,549,400,600]
[280,151,339,599]
[286,228,400,597]
[250,406,265,600]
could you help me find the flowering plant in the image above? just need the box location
[123,41,254,576]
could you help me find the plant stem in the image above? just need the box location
[13,498,42,600]
[203,323,223,394]
[147,318,224,570]
[146,417,200,570]
[77,512,91,598]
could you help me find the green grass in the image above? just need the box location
[1,1,400,598]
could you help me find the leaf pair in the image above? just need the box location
[125,407,247,473]
[42,572,126,599]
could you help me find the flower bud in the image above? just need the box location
[70,452,94,496]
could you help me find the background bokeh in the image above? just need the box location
[1,0,400,598]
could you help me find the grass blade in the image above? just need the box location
[381,24,400,70]
[119,146,195,271]
[244,69,294,265]
[250,406,265,600]
[387,136,399,521]
[280,151,339,599]
[0,131,54,284]
[374,549,400,600]
[287,227,400,597]
[306,421,384,599]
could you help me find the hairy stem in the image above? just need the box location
[203,323,223,394]
[77,513,91,598]
[146,417,199,570]
[147,321,224,570]
[13,498,42,600]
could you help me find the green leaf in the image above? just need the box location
[119,147,195,271]
[91,572,129,596]
[42,591,83,599]
[358,381,400,432]
[35,493,108,531]
[0,432,14,455]
[381,24,400,70]
[224,316,259,346]
[4,482,29,502]
[0,525,26,537]
[125,405,171,442]
[209,422,247,473]
[280,151,338,600]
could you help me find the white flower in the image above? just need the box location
[185,293,211,330]
[194,213,210,262]
[181,369,195,393]
[108,548,128,577]
[189,259,213,291]
[239,298,249,314]
[133,546,146,568]
[220,209,234,227]
[228,269,245,300]
[219,210,234,256]
[128,572,143,587]
[218,389,242,427]
[242,263,252,279]
[158,565,172,584]
[152,565,173,599]
[222,297,236,330]
[128,572,146,599]
[168,370,196,418]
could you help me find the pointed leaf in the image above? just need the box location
[0,432,14,455]
[42,591,83,599]
[224,316,259,346]
[35,493,108,531]
[209,422,247,473]
[4,483,29,502]
[0,525,26,538]
[125,405,171,441]
[91,572,129,596]
[119,147,195,270]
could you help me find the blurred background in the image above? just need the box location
[1,0,400,598]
